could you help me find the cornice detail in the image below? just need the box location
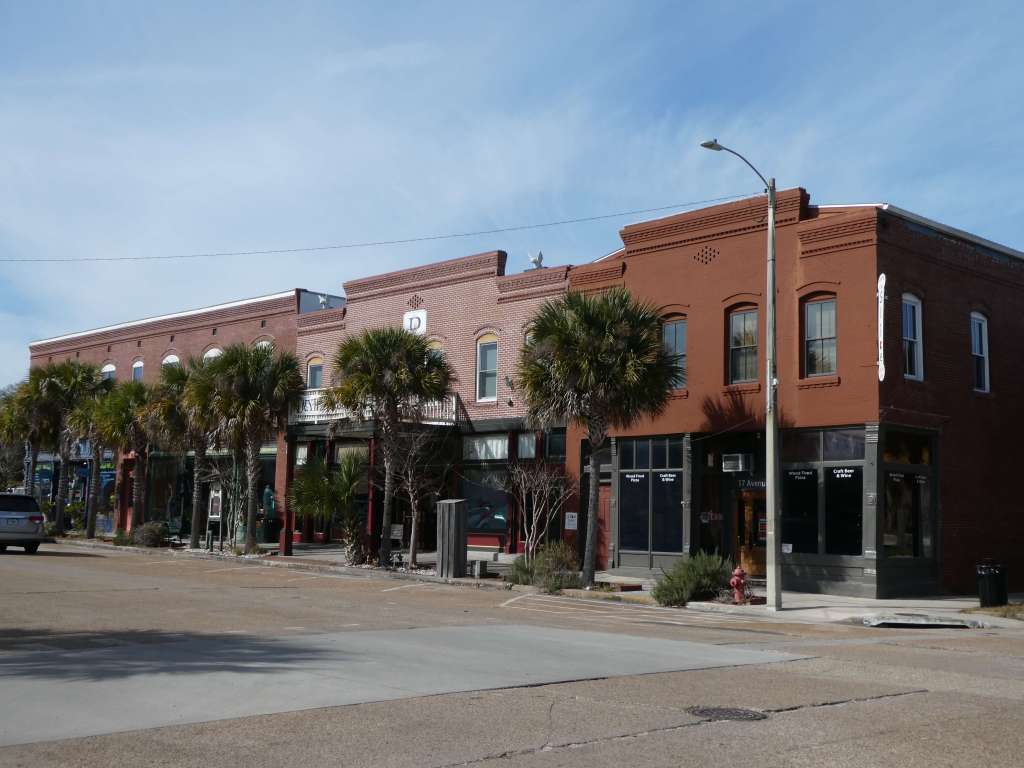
[570,262,625,287]
[344,251,506,301]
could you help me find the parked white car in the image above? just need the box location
[0,494,45,553]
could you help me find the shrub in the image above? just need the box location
[112,528,131,546]
[652,551,731,607]
[505,556,535,586]
[43,521,59,538]
[66,501,85,531]
[534,541,581,594]
[132,521,170,548]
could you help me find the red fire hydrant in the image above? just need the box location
[729,566,747,604]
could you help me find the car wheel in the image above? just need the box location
[23,543,39,554]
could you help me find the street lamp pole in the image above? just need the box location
[700,139,782,611]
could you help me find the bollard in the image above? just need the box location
[436,499,467,579]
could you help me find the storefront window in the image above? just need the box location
[461,468,508,532]
[823,429,865,461]
[463,434,508,461]
[782,431,819,463]
[884,471,932,557]
[619,471,649,550]
[651,471,683,552]
[782,468,818,553]
[545,430,566,460]
[882,430,931,465]
[517,432,536,460]
[825,466,862,555]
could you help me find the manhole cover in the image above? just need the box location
[687,706,768,722]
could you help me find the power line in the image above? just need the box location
[0,194,751,264]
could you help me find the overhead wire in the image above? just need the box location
[0,193,753,264]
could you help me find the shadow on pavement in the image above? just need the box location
[0,549,104,558]
[0,628,341,682]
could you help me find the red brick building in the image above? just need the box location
[564,189,1024,596]
[28,289,342,534]
[289,251,571,553]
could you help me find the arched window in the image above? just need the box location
[203,347,223,361]
[307,356,324,389]
[970,312,989,392]
[101,363,116,382]
[661,317,686,388]
[803,297,837,376]
[476,333,498,401]
[901,294,923,380]
[161,354,180,367]
[254,339,273,350]
[728,307,758,384]
[132,360,144,382]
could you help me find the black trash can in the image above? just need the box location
[977,561,1008,607]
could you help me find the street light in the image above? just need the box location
[700,138,781,611]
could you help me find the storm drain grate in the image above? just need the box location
[687,706,768,722]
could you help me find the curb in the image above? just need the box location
[54,538,541,595]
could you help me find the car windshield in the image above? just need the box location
[0,495,40,513]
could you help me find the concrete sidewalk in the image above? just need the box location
[687,589,1024,628]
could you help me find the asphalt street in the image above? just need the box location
[1,544,1023,767]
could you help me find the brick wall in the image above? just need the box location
[29,291,302,383]
[878,215,1024,591]
[296,251,570,428]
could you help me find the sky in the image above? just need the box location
[2,1,1023,387]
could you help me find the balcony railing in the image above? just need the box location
[289,389,461,427]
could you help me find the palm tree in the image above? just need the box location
[517,288,677,585]
[147,358,219,548]
[287,457,333,539]
[333,448,367,547]
[208,344,303,554]
[324,327,454,566]
[95,381,152,530]
[39,361,104,532]
[66,380,113,538]
[11,367,61,499]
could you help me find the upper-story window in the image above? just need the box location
[132,360,144,382]
[161,354,180,367]
[902,294,923,380]
[804,298,837,377]
[728,308,758,384]
[254,339,273,350]
[662,318,686,388]
[476,334,498,401]
[101,364,116,382]
[970,312,989,392]
[307,356,324,389]
[203,347,223,362]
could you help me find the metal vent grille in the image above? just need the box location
[693,245,719,265]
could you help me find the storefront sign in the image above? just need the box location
[832,467,856,479]
[564,512,578,531]
[738,478,766,490]
[403,309,427,335]
[877,273,886,382]
[623,472,645,483]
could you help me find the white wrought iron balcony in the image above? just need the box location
[289,389,460,426]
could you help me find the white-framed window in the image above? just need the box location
[728,308,758,384]
[476,334,498,401]
[902,294,923,380]
[131,360,144,382]
[101,364,116,382]
[970,312,989,392]
[662,318,686,388]
[294,443,309,467]
[161,354,180,367]
[804,298,837,376]
[463,433,508,461]
[307,356,323,389]
[517,432,537,460]
[203,347,223,361]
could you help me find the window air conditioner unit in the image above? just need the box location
[722,453,753,473]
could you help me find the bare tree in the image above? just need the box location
[394,426,454,568]
[503,459,574,565]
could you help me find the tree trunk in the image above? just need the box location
[54,437,71,533]
[379,451,395,567]
[23,440,35,497]
[244,439,260,554]
[581,446,602,586]
[85,442,101,539]
[407,489,419,568]
[132,447,147,528]
[188,444,207,549]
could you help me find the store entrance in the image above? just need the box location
[733,489,766,577]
